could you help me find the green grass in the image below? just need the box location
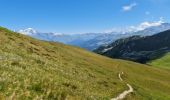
[0,27,170,100]
[148,53,170,69]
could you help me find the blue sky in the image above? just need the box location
[0,0,170,34]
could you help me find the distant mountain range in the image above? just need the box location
[18,23,170,51]
[94,30,170,63]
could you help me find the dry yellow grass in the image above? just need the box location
[0,27,170,100]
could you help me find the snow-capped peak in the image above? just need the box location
[18,28,37,35]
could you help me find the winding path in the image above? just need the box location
[111,72,134,100]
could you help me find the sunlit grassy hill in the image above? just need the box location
[0,27,170,100]
[148,52,170,69]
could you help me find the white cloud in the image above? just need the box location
[122,3,137,12]
[136,17,164,30]
[105,18,165,33]
[132,21,162,31]
[127,18,164,32]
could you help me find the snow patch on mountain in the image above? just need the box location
[102,47,113,53]
[18,28,37,35]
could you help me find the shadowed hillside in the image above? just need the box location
[95,30,170,64]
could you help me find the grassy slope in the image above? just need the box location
[148,53,170,69]
[0,27,170,100]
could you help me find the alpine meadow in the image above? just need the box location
[0,0,170,100]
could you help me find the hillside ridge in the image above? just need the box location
[0,27,170,100]
[95,30,170,63]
